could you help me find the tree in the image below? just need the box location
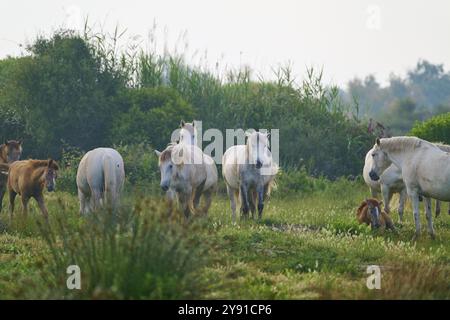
[7,31,124,157]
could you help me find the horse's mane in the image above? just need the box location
[28,160,59,170]
[380,136,434,153]
[159,143,176,163]
[434,142,450,153]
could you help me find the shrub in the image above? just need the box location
[410,112,450,144]
[39,200,207,299]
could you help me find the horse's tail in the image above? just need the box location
[103,155,118,211]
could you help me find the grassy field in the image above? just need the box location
[0,179,449,299]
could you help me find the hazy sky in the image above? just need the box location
[1,0,449,87]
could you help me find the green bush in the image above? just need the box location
[114,143,160,192]
[410,112,450,144]
[110,87,195,151]
[39,201,207,299]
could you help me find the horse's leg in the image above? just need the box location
[257,185,265,220]
[381,185,391,214]
[8,190,16,220]
[91,189,102,211]
[448,202,450,215]
[165,189,176,217]
[424,197,435,239]
[398,188,407,223]
[178,189,192,220]
[227,186,237,223]
[410,192,421,240]
[201,190,213,216]
[193,186,202,213]
[21,196,30,218]
[248,189,256,219]
[78,189,88,215]
[0,183,6,213]
[35,195,49,221]
[435,200,441,217]
[240,184,250,218]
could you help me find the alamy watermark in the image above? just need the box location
[366,265,381,290]
[66,265,81,290]
[164,121,279,176]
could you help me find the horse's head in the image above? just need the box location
[155,147,175,192]
[368,138,391,181]
[365,198,383,229]
[3,140,23,163]
[246,131,271,169]
[179,120,196,145]
[45,159,59,192]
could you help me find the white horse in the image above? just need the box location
[222,131,278,221]
[364,143,450,222]
[363,148,407,222]
[76,148,125,214]
[179,120,197,145]
[369,136,450,239]
[155,143,218,218]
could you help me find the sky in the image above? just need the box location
[1,0,449,88]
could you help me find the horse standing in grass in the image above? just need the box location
[3,159,58,219]
[222,131,278,222]
[356,198,395,230]
[363,147,407,222]
[0,140,23,212]
[76,148,125,214]
[369,136,450,239]
[363,142,450,222]
[155,143,218,218]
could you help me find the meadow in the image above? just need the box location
[0,178,449,300]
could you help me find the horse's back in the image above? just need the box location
[77,148,124,195]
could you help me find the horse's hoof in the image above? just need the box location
[411,233,420,241]
[429,233,436,240]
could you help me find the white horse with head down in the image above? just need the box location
[369,136,450,239]
[155,143,218,218]
[76,148,125,214]
[222,131,278,222]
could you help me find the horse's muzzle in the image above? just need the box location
[161,185,169,192]
[256,160,263,169]
[369,170,380,181]
[47,186,55,192]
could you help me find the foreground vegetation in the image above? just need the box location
[0,179,448,299]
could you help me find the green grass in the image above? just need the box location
[0,180,449,299]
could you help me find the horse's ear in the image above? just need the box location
[48,159,53,167]
[376,138,381,146]
[18,139,23,145]
[192,120,195,127]
[180,120,185,128]
[4,140,8,146]
[154,150,161,157]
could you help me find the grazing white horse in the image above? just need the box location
[155,143,218,218]
[76,148,125,214]
[369,136,450,239]
[222,131,278,221]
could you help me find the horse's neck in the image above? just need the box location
[31,166,47,183]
